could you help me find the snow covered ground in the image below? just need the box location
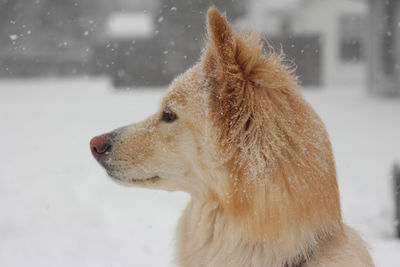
[0,78,399,266]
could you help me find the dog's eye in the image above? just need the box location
[161,109,177,123]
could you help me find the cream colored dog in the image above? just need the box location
[90,8,374,267]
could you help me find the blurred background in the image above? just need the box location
[0,0,400,266]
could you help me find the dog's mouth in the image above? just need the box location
[130,176,161,183]
[107,171,161,184]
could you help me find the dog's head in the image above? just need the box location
[91,8,342,246]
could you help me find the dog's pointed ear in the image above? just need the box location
[204,7,265,85]
[203,7,239,82]
[206,7,236,67]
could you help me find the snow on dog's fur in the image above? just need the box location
[91,8,374,267]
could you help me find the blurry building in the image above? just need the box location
[154,0,246,85]
[242,0,368,87]
[92,12,165,86]
[97,0,246,87]
[367,0,400,96]
[0,0,111,77]
[0,0,246,86]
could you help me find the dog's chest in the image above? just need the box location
[175,201,281,267]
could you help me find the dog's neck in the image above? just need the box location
[176,197,317,267]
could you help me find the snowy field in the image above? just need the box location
[0,78,399,266]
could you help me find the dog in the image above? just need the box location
[90,7,374,267]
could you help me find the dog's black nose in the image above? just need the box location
[90,134,112,159]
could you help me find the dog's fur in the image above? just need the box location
[92,8,374,267]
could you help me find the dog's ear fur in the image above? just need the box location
[204,7,237,81]
[201,8,342,248]
[203,7,297,157]
[207,7,234,61]
[204,7,260,83]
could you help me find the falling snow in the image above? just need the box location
[9,34,18,41]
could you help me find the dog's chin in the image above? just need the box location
[107,171,161,186]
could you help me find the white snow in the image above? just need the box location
[0,78,399,266]
[9,34,18,41]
